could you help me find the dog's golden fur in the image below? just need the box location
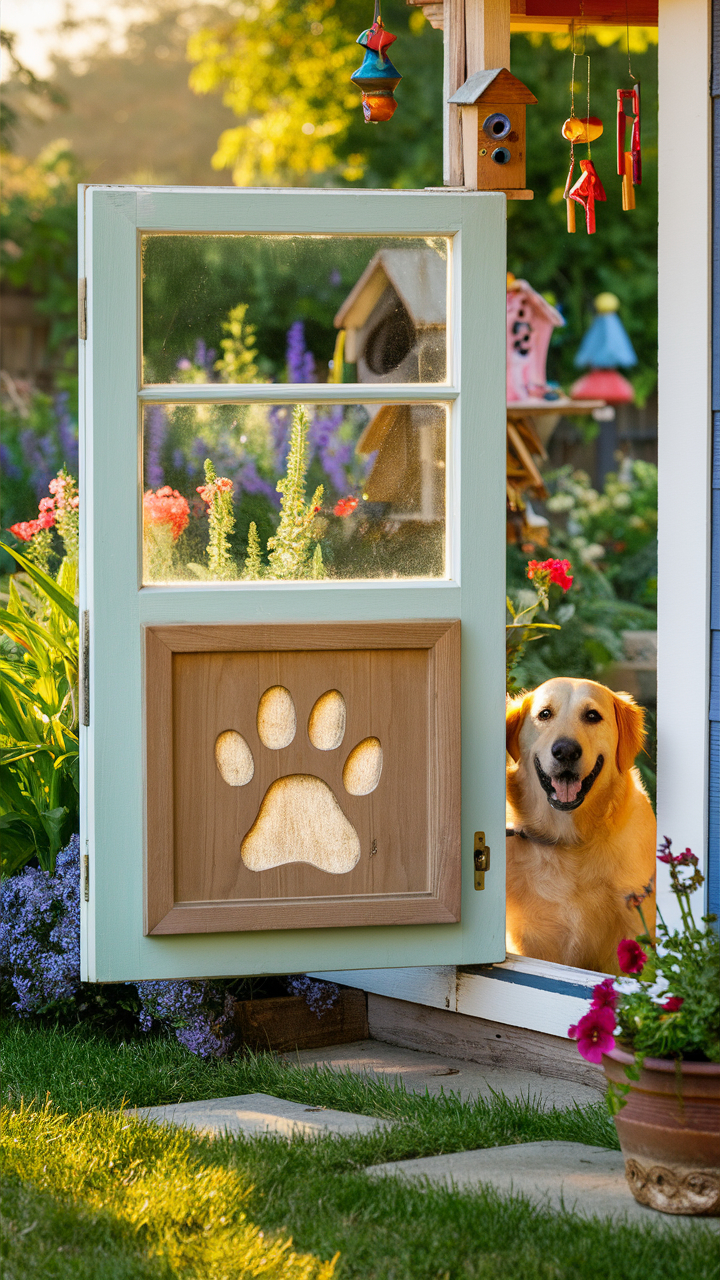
[506,678,656,974]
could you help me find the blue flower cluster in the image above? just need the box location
[286,974,340,1018]
[135,980,237,1060]
[0,835,81,1016]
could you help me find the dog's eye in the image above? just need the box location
[537,708,552,721]
[584,709,602,723]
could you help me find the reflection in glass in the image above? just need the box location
[142,235,448,385]
[141,401,447,584]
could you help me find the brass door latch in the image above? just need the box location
[474,832,490,890]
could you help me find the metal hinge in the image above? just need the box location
[83,853,90,902]
[474,831,491,890]
[80,610,90,726]
[78,278,87,340]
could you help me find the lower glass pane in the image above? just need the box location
[141,402,448,584]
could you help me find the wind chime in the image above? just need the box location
[562,39,605,236]
[616,18,641,211]
[351,1,401,123]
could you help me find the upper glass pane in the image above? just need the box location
[142,235,449,386]
[141,400,447,584]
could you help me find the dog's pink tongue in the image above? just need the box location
[553,777,582,803]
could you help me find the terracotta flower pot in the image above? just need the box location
[602,1045,720,1216]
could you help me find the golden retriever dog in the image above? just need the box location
[506,678,656,974]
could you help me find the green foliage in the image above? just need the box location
[0,1101,337,1279]
[0,542,78,876]
[616,849,719,1064]
[202,459,237,580]
[265,406,325,580]
[545,461,658,606]
[0,141,81,374]
[215,302,260,384]
[242,521,264,580]
[3,1026,717,1279]
[187,0,443,189]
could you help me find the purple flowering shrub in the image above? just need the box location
[1,834,344,1054]
[285,975,340,1018]
[135,981,238,1060]
[0,835,81,1016]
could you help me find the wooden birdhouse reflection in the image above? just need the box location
[448,68,537,195]
[334,247,447,526]
[333,248,446,383]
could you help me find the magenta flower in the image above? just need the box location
[568,1006,616,1063]
[617,938,648,975]
[591,977,619,1010]
[661,996,684,1013]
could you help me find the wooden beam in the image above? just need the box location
[465,0,511,75]
[447,0,467,184]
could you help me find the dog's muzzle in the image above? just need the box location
[534,754,604,812]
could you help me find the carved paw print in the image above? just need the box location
[215,687,382,874]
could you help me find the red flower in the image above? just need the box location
[196,476,234,505]
[334,496,359,518]
[9,521,41,542]
[143,487,190,540]
[661,996,684,1013]
[657,836,698,868]
[617,938,647,975]
[526,558,573,593]
[591,978,619,1011]
[568,1006,616,1064]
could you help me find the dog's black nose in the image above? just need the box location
[551,737,582,765]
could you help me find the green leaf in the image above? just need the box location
[0,539,78,620]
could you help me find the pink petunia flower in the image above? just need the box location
[568,1006,616,1063]
[661,996,684,1013]
[617,938,648,975]
[590,978,619,1010]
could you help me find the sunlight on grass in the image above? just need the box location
[0,1101,337,1280]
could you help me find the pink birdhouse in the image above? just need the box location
[506,275,565,404]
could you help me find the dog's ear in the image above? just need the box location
[613,691,645,773]
[506,693,529,762]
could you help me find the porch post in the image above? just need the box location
[446,0,512,185]
[656,0,713,923]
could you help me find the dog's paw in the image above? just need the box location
[215,686,382,874]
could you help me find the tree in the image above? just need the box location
[188,0,444,188]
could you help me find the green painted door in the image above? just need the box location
[79,186,507,981]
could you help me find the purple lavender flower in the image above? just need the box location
[193,340,216,373]
[236,457,280,505]
[145,405,167,490]
[286,321,315,384]
[310,406,353,494]
[20,429,55,499]
[285,975,340,1019]
[0,836,81,1016]
[328,269,342,288]
[54,392,78,473]
[0,441,21,480]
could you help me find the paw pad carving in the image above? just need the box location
[215,686,382,874]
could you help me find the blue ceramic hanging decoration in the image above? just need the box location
[351,1,401,123]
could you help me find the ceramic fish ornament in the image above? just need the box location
[351,4,401,123]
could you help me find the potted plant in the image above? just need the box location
[568,838,720,1217]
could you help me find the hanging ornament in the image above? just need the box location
[562,44,604,235]
[351,1,401,124]
[617,86,641,211]
[571,292,637,406]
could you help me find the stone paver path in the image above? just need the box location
[366,1139,719,1227]
[128,1091,389,1138]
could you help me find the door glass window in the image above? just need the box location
[141,401,448,583]
[141,235,449,385]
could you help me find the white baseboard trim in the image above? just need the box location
[310,955,604,1040]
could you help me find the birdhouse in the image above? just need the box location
[333,247,446,382]
[506,275,565,404]
[570,292,637,405]
[448,68,537,194]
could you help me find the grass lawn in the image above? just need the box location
[1,1019,718,1280]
